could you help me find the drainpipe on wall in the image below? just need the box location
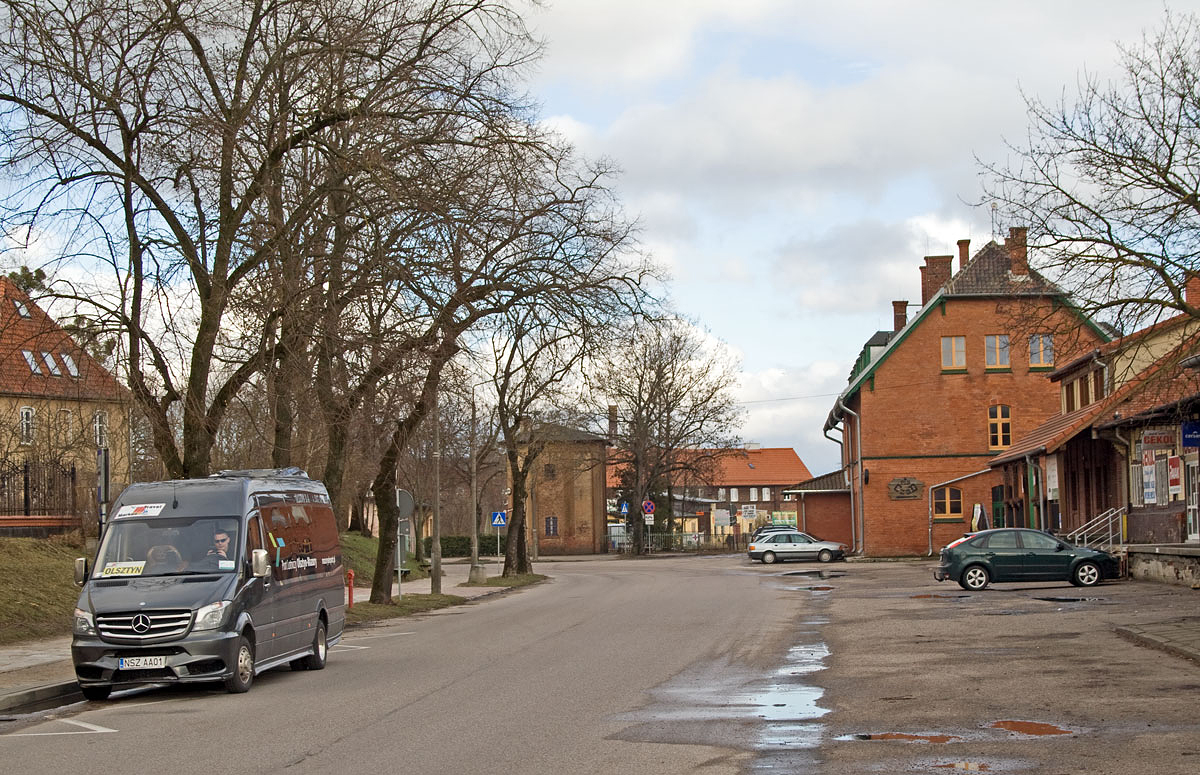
[837,399,865,554]
[823,424,855,554]
[800,492,807,532]
[927,468,993,556]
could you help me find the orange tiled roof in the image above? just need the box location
[607,447,812,489]
[0,277,129,403]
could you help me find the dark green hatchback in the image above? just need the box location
[933,528,1119,591]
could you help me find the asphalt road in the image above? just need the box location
[1,556,1197,774]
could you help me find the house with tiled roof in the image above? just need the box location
[824,228,1110,556]
[0,276,131,536]
[992,299,1200,545]
[606,446,812,541]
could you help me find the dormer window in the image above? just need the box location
[59,352,79,378]
[21,350,41,374]
[40,352,61,376]
[13,299,30,318]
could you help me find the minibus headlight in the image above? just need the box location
[193,600,231,631]
[73,607,95,636]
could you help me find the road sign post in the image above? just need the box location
[491,511,507,564]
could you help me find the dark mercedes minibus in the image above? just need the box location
[71,469,345,699]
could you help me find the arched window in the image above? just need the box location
[933,486,963,517]
[988,405,1011,449]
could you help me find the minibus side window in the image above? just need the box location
[245,514,264,569]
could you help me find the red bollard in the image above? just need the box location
[347,569,355,609]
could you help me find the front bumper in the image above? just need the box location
[933,567,950,582]
[72,628,241,689]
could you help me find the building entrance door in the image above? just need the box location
[1187,456,1199,542]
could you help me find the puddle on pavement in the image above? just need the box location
[933,762,991,771]
[798,585,835,591]
[783,570,844,579]
[836,732,962,744]
[612,614,831,772]
[1033,597,1105,603]
[911,593,969,599]
[990,720,1074,736]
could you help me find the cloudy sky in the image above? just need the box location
[524,0,1195,475]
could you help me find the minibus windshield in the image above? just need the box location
[95,516,240,577]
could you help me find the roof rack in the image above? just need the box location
[210,467,309,479]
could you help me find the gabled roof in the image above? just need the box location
[827,239,1108,432]
[606,447,812,489]
[0,277,128,403]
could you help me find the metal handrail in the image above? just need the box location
[1065,506,1126,548]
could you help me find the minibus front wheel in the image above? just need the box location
[225,634,255,693]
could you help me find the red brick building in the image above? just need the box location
[824,228,1109,556]
[782,470,852,546]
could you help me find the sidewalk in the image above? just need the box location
[0,557,515,714]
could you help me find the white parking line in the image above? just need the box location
[5,718,116,737]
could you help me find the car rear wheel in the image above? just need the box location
[761,551,777,564]
[817,549,833,563]
[960,564,990,590]
[293,620,328,671]
[1072,561,1101,587]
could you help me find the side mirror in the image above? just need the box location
[1056,542,1068,551]
[74,557,89,586]
[251,549,270,578]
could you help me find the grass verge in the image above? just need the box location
[344,594,468,624]
[462,573,547,588]
[0,535,86,646]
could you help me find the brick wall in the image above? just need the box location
[532,440,607,555]
[850,296,1105,556]
[793,491,852,545]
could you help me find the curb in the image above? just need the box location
[1114,626,1200,666]
[0,681,80,715]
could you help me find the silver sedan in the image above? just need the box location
[748,531,847,564]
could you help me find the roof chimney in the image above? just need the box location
[920,255,954,305]
[957,239,971,272]
[607,405,618,442]
[1186,272,1200,308]
[1007,227,1028,275]
[892,300,908,332]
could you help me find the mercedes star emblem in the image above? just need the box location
[131,613,152,634]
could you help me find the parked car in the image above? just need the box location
[751,524,800,541]
[933,527,1119,590]
[748,531,847,564]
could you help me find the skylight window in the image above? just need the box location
[59,352,79,378]
[41,351,61,376]
[21,350,41,374]
[13,299,30,318]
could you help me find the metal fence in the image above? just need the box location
[0,459,78,524]
[609,531,747,554]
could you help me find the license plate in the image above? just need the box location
[118,656,166,669]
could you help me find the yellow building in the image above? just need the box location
[0,277,131,536]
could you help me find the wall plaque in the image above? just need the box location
[888,477,924,500]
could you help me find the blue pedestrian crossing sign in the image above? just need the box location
[491,511,508,527]
[619,501,629,515]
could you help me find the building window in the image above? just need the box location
[542,463,556,481]
[933,486,963,517]
[761,487,770,501]
[544,516,559,537]
[94,411,109,449]
[40,352,61,376]
[783,493,794,501]
[749,487,758,502]
[21,350,41,375]
[13,299,30,318]
[1093,370,1105,402]
[941,336,965,369]
[19,407,35,445]
[59,352,80,378]
[730,488,738,502]
[1064,380,1077,412]
[988,405,1012,449]
[985,335,1010,368]
[717,488,726,500]
[1029,334,1054,367]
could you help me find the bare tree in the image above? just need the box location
[983,9,1200,345]
[592,319,743,555]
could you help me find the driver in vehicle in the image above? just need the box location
[208,529,232,560]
